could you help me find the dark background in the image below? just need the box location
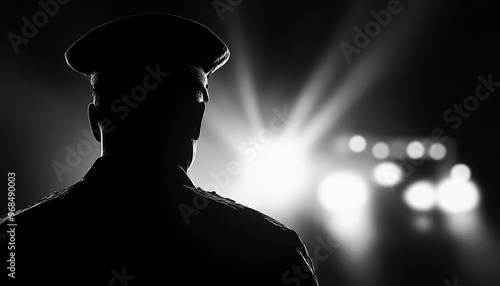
[1,0,499,285]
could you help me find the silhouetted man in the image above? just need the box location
[0,13,318,285]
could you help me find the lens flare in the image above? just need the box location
[349,135,367,153]
[436,179,480,213]
[403,181,436,211]
[372,161,403,187]
[318,171,369,213]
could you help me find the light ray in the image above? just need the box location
[228,16,264,134]
[204,90,249,149]
[298,54,384,149]
[297,1,436,150]
[285,0,369,139]
[284,52,342,139]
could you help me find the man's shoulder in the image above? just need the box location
[0,182,83,228]
[188,186,292,232]
[0,180,300,246]
[181,187,316,282]
[0,181,317,284]
[182,187,304,255]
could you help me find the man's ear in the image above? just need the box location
[88,103,101,143]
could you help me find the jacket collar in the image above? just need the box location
[82,153,195,189]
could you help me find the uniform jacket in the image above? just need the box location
[0,154,318,285]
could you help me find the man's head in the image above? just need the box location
[65,13,229,171]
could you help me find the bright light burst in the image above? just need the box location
[372,161,403,187]
[403,181,436,211]
[228,137,311,218]
[349,135,367,153]
[318,171,369,213]
[406,141,425,159]
[372,141,390,160]
[450,164,471,182]
[192,5,436,219]
[436,179,480,213]
[429,143,447,160]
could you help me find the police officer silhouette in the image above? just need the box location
[0,13,318,286]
